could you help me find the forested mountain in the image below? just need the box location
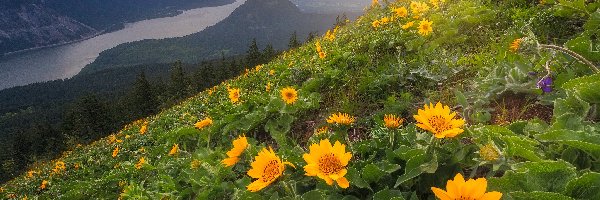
[81,0,356,74]
[0,0,234,54]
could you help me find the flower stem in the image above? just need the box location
[538,44,599,73]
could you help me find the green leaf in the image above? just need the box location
[564,172,600,199]
[362,164,385,183]
[537,129,600,159]
[454,90,468,109]
[264,114,295,146]
[302,190,326,200]
[266,97,285,112]
[347,167,371,190]
[509,191,574,200]
[394,153,426,188]
[562,73,600,104]
[377,161,402,173]
[373,189,406,200]
[502,136,543,161]
[488,160,577,193]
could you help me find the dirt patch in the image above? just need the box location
[490,93,553,125]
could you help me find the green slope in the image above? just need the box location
[2,0,600,199]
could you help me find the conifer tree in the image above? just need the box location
[129,70,158,118]
[288,31,301,49]
[262,44,276,63]
[169,61,189,100]
[306,31,317,43]
[246,38,262,67]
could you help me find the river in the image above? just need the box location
[0,0,246,90]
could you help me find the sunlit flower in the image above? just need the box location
[247,147,294,192]
[222,136,249,167]
[195,117,213,130]
[431,173,502,200]
[255,64,263,72]
[52,161,66,173]
[191,159,201,169]
[280,87,298,104]
[303,139,352,188]
[410,1,430,17]
[269,69,275,75]
[135,157,146,170]
[393,6,408,18]
[479,143,500,161]
[112,146,119,158]
[319,51,327,59]
[168,144,179,156]
[372,20,381,28]
[384,114,404,129]
[418,19,433,36]
[372,0,379,7]
[509,38,522,52]
[266,82,271,92]
[108,134,117,143]
[315,41,322,53]
[326,112,356,125]
[228,88,241,104]
[430,0,441,9]
[40,180,48,190]
[74,163,80,170]
[402,21,415,29]
[26,170,36,178]
[413,102,465,138]
[140,121,148,135]
[380,17,390,24]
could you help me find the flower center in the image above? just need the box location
[318,153,343,175]
[261,160,281,182]
[285,92,294,99]
[428,115,451,133]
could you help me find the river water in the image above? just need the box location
[0,0,246,90]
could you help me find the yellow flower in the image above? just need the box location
[510,38,522,52]
[402,21,415,29]
[418,19,433,36]
[266,82,271,92]
[246,147,294,192]
[430,0,441,9]
[319,51,327,59]
[393,6,408,18]
[140,121,149,135]
[135,157,146,170]
[52,161,66,173]
[40,180,48,190]
[191,159,201,169]
[316,126,330,135]
[280,87,298,104]
[431,173,502,200]
[315,41,322,53]
[372,20,381,28]
[112,146,119,158]
[195,117,213,130]
[222,136,249,167]
[255,64,263,72]
[108,134,117,143]
[269,69,275,75]
[413,102,465,138]
[479,143,500,161]
[411,1,430,16]
[380,17,390,24]
[372,0,379,6]
[384,114,404,129]
[228,88,241,104]
[169,144,179,156]
[326,112,356,125]
[26,170,36,178]
[74,163,80,170]
[303,139,352,188]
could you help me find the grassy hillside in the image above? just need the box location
[2,0,600,199]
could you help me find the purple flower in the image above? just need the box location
[537,76,552,93]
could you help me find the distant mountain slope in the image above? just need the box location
[0,3,97,55]
[290,0,369,13]
[81,0,354,74]
[0,0,234,55]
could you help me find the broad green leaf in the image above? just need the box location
[537,129,600,159]
[502,136,543,161]
[302,190,326,200]
[564,172,600,199]
[488,160,577,193]
[362,164,385,183]
[509,191,574,200]
[347,167,371,190]
[562,73,600,103]
[373,189,405,200]
[394,153,426,187]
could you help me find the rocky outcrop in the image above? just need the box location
[0,4,98,55]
